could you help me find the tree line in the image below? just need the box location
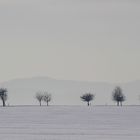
[0,86,126,107]
[81,86,125,106]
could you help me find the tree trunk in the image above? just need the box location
[47,101,48,106]
[120,102,122,106]
[117,101,119,106]
[39,101,41,106]
[2,100,5,107]
[87,102,90,106]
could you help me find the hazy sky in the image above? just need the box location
[0,0,140,83]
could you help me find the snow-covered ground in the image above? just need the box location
[0,106,140,140]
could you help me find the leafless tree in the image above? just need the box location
[112,86,125,106]
[81,93,94,106]
[0,88,8,107]
[35,92,44,106]
[43,92,51,106]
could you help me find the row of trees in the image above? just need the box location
[36,91,51,106]
[0,86,125,107]
[35,86,126,107]
[81,86,125,106]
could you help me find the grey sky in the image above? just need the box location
[0,0,140,83]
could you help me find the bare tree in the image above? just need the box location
[112,86,125,106]
[35,92,44,106]
[81,93,94,106]
[43,92,51,106]
[0,88,8,107]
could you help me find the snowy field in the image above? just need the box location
[0,106,140,140]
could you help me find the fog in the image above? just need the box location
[0,0,140,83]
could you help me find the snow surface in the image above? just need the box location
[0,106,140,140]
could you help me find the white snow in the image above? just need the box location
[0,106,140,140]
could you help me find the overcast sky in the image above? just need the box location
[0,0,140,83]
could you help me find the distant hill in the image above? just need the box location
[0,77,140,106]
